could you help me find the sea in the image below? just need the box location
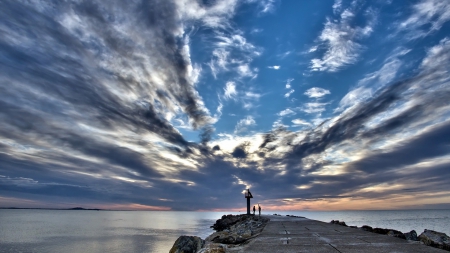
[0,209,449,253]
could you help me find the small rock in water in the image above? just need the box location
[404,230,418,241]
[169,236,204,253]
[418,229,450,251]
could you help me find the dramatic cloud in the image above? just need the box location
[1,0,450,212]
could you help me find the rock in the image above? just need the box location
[338,221,347,226]
[211,214,250,232]
[330,220,347,226]
[361,225,373,232]
[207,228,252,244]
[418,229,450,251]
[205,215,269,245]
[404,230,418,241]
[387,230,406,239]
[169,236,204,253]
[349,226,358,229]
[373,227,390,235]
[170,214,270,253]
[197,243,227,253]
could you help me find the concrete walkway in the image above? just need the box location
[241,215,447,253]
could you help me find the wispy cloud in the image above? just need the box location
[224,81,237,100]
[292,119,312,127]
[399,0,450,39]
[246,0,278,14]
[337,47,411,112]
[278,108,296,117]
[300,102,329,114]
[284,78,295,98]
[420,37,450,70]
[284,90,295,98]
[304,87,331,98]
[310,3,376,72]
[209,32,261,79]
[332,0,343,14]
[268,65,280,70]
[234,116,256,134]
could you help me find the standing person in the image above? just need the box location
[253,205,256,215]
[258,204,261,216]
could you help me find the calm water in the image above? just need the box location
[0,209,449,253]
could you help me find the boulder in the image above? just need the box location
[373,228,390,235]
[206,229,252,245]
[418,229,450,251]
[387,230,406,239]
[169,236,204,253]
[404,230,418,241]
[330,220,347,226]
[206,215,269,245]
[211,214,249,232]
[197,243,226,253]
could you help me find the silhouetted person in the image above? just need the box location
[258,204,261,216]
[253,205,256,215]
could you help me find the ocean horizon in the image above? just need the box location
[1,209,449,253]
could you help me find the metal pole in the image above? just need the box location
[247,197,251,215]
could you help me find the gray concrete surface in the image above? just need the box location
[240,215,447,253]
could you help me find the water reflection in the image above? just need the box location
[0,210,233,253]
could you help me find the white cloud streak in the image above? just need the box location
[300,102,329,114]
[337,47,410,112]
[304,87,331,98]
[278,108,295,117]
[399,0,450,39]
[292,119,311,126]
[209,32,261,79]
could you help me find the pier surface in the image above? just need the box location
[241,215,447,253]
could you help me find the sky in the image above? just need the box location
[1,0,450,211]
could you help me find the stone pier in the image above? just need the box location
[240,215,447,253]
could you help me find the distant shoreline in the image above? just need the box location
[0,207,102,211]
